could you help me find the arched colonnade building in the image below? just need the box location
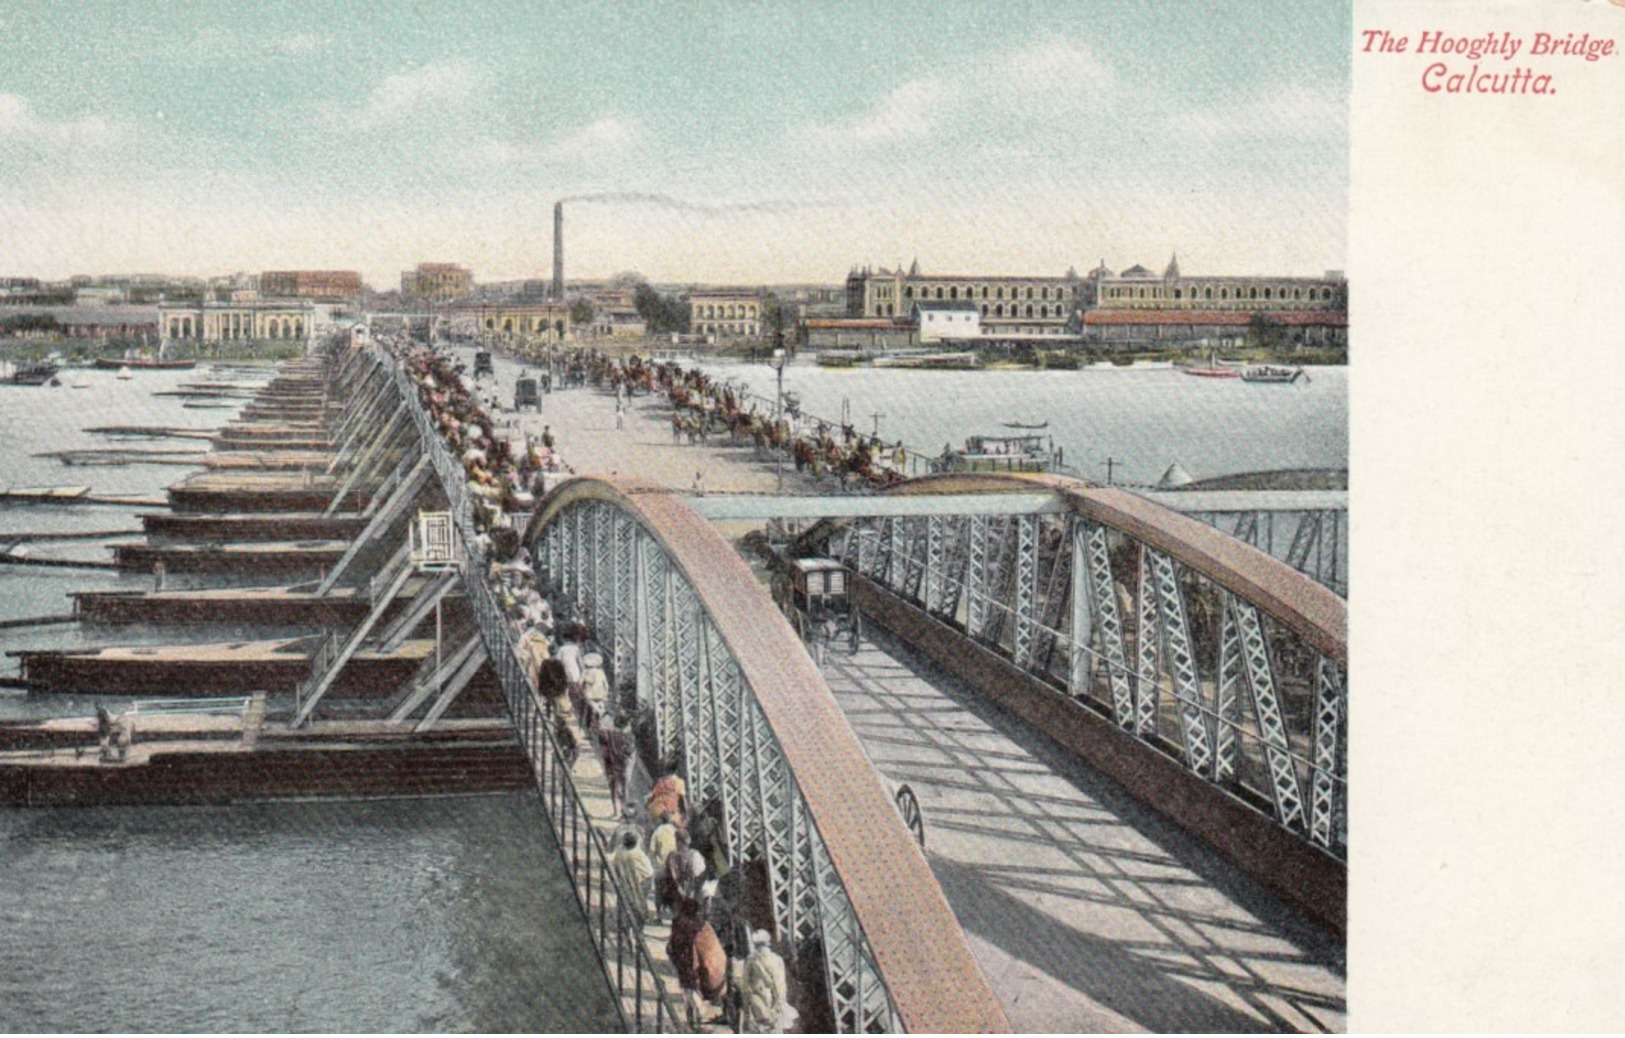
[846,264,1079,338]
[444,302,572,342]
[687,290,761,338]
[158,302,317,344]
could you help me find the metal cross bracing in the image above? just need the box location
[835,494,1347,862]
[536,500,910,1034]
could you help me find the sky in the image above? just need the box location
[0,1,1349,287]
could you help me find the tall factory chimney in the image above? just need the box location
[552,202,564,301]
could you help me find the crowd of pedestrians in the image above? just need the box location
[382,335,796,1032]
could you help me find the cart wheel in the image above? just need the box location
[894,784,925,848]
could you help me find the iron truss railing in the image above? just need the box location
[537,497,902,1033]
[835,499,1348,860]
[359,343,686,1033]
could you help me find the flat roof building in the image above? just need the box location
[846,261,1079,338]
[402,263,474,302]
[260,270,363,302]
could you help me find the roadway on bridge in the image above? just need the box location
[820,625,1346,1032]
[481,349,1346,1031]
[479,349,813,497]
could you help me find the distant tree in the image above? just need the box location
[761,291,794,352]
[1,313,61,334]
[570,298,596,327]
[13,289,74,306]
[634,283,690,334]
[1245,312,1287,351]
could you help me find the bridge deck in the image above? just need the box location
[821,625,1346,1033]
[468,345,1344,1031]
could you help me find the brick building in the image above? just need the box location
[259,270,363,302]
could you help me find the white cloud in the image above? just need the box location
[793,34,1114,151]
[0,93,116,146]
[798,78,954,148]
[992,35,1116,108]
[1168,85,1346,140]
[544,116,639,160]
[462,116,641,169]
[337,61,482,129]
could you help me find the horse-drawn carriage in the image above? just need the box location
[514,374,541,412]
[780,557,862,653]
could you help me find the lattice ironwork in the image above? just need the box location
[1310,655,1346,850]
[878,518,904,596]
[1215,598,1245,784]
[1147,550,1214,775]
[596,503,616,638]
[1082,522,1135,726]
[851,520,876,577]
[1230,596,1307,831]
[981,516,1015,646]
[578,504,597,622]
[1134,546,1161,738]
[652,550,681,759]
[937,516,970,622]
[669,579,701,780]
[965,515,989,636]
[534,499,909,1032]
[923,515,944,615]
[1286,511,1323,576]
[897,517,925,604]
[1033,519,1073,675]
[611,512,637,684]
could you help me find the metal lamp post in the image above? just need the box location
[770,348,787,491]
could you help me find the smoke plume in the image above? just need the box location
[556,191,824,216]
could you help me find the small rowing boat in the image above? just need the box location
[1181,352,1241,379]
[94,357,198,371]
[1240,364,1306,384]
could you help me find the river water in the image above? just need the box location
[699,359,1348,488]
[0,367,613,1031]
[0,794,617,1031]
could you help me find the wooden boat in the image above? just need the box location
[3,361,62,386]
[10,637,434,697]
[1182,352,1241,379]
[872,351,980,369]
[112,539,350,575]
[94,357,198,371]
[815,349,865,368]
[1240,364,1306,383]
[929,432,1069,475]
